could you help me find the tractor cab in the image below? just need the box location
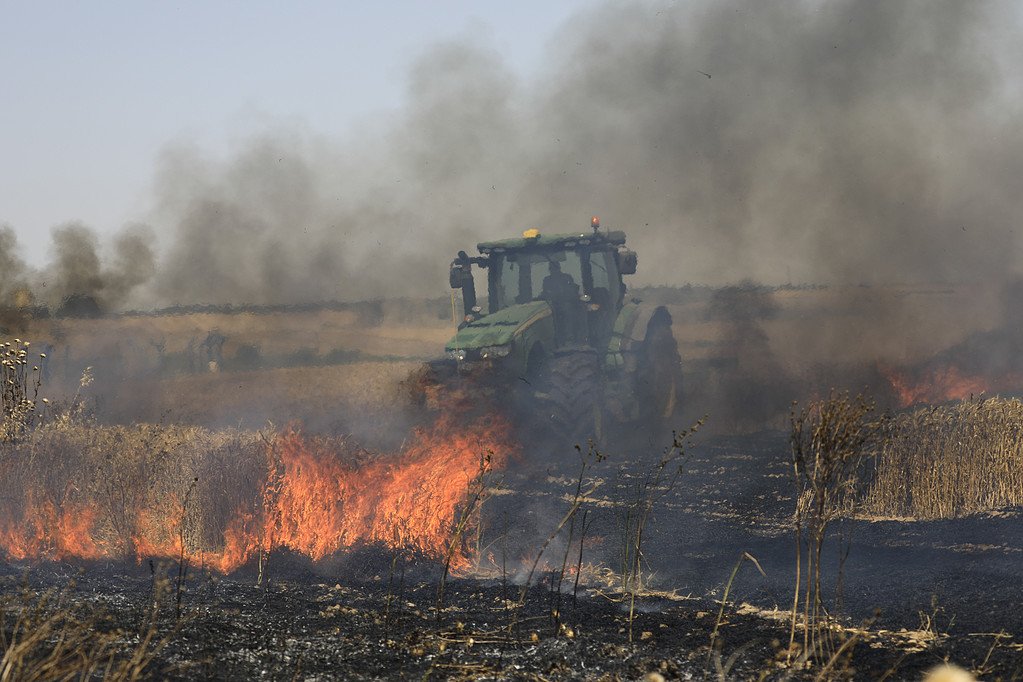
[448,218,637,354]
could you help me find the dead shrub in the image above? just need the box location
[789,391,879,667]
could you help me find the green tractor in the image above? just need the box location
[426,217,683,444]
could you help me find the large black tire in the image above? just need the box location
[635,317,684,430]
[534,349,604,447]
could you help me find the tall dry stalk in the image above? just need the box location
[550,443,604,631]
[508,442,603,638]
[709,551,765,655]
[789,392,878,665]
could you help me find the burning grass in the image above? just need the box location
[2,400,1020,679]
[865,397,1023,518]
[0,412,514,573]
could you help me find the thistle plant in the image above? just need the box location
[1,339,44,444]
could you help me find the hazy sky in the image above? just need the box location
[0,1,588,264]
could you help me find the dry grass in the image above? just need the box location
[865,397,1023,519]
[9,308,447,437]
[1,580,168,681]
[22,309,451,391]
[101,361,421,441]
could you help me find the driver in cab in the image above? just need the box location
[542,261,581,343]
[542,260,578,300]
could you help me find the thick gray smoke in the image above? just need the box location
[45,223,156,310]
[0,224,155,315]
[149,0,1023,306]
[524,0,1023,287]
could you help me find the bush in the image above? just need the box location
[231,343,263,370]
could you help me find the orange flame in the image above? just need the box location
[881,363,1021,408]
[0,495,103,561]
[883,364,988,408]
[0,410,514,573]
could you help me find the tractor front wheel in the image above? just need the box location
[534,348,603,448]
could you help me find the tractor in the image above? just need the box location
[424,217,683,444]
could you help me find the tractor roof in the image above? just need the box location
[477,229,626,255]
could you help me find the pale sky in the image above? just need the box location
[0,1,590,264]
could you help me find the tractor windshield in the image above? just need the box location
[490,250,584,312]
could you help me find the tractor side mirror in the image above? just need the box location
[450,250,473,289]
[449,263,468,289]
[618,249,638,275]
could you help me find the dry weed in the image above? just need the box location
[789,392,879,667]
[0,340,44,444]
[1,581,166,681]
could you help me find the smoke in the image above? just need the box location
[526,0,1021,286]
[142,0,1023,306]
[0,223,155,316]
[107,225,157,303]
[151,42,521,305]
[5,0,1022,309]
[44,223,156,310]
[700,282,799,430]
[49,225,104,303]
[0,225,28,304]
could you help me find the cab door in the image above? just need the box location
[583,249,618,348]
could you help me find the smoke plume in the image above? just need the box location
[0,223,155,318]
[147,0,1023,306]
[44,223,156,311]
[5,0,1022,310]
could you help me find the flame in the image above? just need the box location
[0,410,514,573]
[882,364,989,408]
[0,495,103,561]
[881,363,1023,408]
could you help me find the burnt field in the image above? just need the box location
[2,430,1022,680]
[3,284,1023,680]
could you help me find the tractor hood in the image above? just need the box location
[445,300,551,351]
